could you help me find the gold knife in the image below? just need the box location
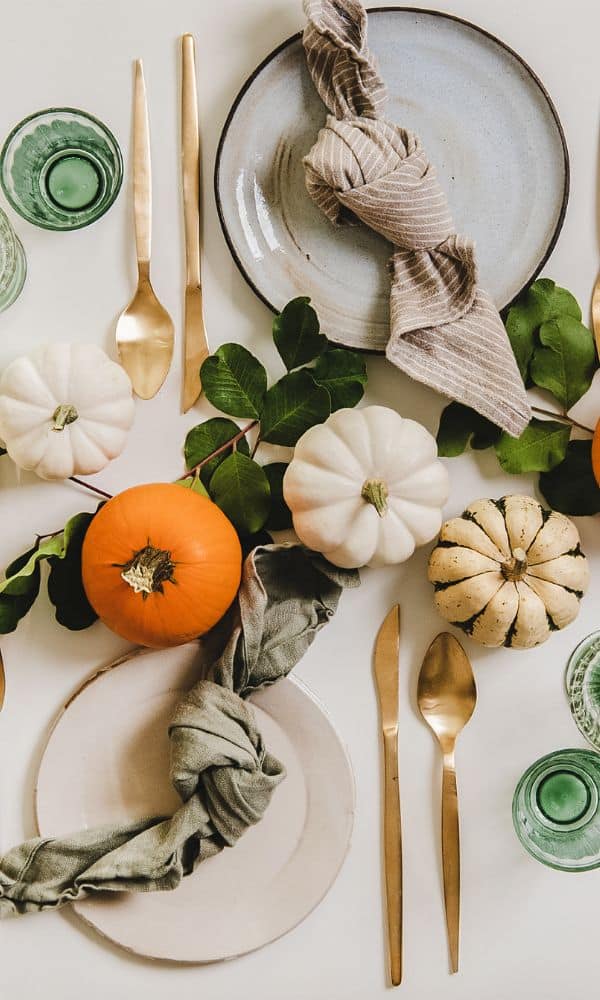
[181,33,210,412]
[373,604,402,987]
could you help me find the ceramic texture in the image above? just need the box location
[0,206,26,311]
[0,108,123,231]
[35,644,355,963]
[565,630,600,751]
[215,8,568,351]
[513,749,600,872]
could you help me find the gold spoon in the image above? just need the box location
[116,59,174,399]
[417,632,476,974]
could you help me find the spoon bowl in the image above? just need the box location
[418,632,476,749]
[116,276,174,399]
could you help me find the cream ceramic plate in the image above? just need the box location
[215,7,568,351]
[36,644,355,962]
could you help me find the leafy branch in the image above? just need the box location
[437,279,600,515]
[181,297,367,535]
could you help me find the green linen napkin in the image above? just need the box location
[0,544,358,916]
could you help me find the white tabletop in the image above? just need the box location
[1,0,600,997]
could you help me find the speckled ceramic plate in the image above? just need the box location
[36,644,355,963]
[215,7,569,351]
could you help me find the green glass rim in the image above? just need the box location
[0,107,123,232]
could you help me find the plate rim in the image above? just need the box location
[214,5,570,350]
[34,645,356,965]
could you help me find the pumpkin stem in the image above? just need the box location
[52,404,78,431]
[502,547,528,582]
[120,544,176,596]
[361,478,389,517]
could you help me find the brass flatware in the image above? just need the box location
[116,59,174,399]
[417,632,476,974]
[592,273,600,360]
[181,33,210,412]
[373,604,402,987]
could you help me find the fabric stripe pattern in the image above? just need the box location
[302,0,531,436]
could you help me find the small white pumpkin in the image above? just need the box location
[0,343,135,480]
[428,495,590,649]
[283,405,449,568]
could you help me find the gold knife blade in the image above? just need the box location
[181,33,210,412]
[373,604,402,987]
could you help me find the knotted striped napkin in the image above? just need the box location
[303,0,531,437]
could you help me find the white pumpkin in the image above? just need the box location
[428,495,590,649]
[0,343,135,480]
[283,405,449,568]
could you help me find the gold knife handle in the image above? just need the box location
[181,34,201,288]
[133,60,151,271]
[441,749,460,974]
[382,728,402,987]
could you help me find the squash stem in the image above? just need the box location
[502,547,528,582]
[52,404,78,431]
[120,544,175,596]
[361,478,389,517]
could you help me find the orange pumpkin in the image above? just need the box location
[592,419,600,488]
[81,483,242,648]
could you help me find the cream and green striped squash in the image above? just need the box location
[428,495,589,649]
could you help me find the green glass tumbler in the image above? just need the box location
[0,108,123,231]
[0,206,26,312]
[513,748,600,872]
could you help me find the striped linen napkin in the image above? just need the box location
[303,0,531,437]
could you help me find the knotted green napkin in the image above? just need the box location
[0,544,358,916]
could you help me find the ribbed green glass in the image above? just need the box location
[0,109,122,231]
[0,206,26,312]
[513,748,600,871]
[566,630,600,751]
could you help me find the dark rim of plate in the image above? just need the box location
[214,6,570,353]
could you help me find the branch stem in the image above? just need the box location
[531,406,594,435]
[68,477,113,500]
[182,420,259,479]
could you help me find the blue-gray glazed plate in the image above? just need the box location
[215,7,569,351]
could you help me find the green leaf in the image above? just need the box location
[273,297,327,371]
[184,417,250,487]
[263,463,293,530]
[539,440,600,516]
[261,370,331,446]
[200,344,267,418]
[0,511,97,634]
[529,316,596,410]
[309,349,367,411]
[175,476,210,498]
[209,452,271,535]
[0,547,42,633]
[47,512,98,630]
[436,402,501,457]
[494,418,570,474]
[505,278,583,382]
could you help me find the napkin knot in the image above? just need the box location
[303,0,531,437]
[169,680,284,846]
